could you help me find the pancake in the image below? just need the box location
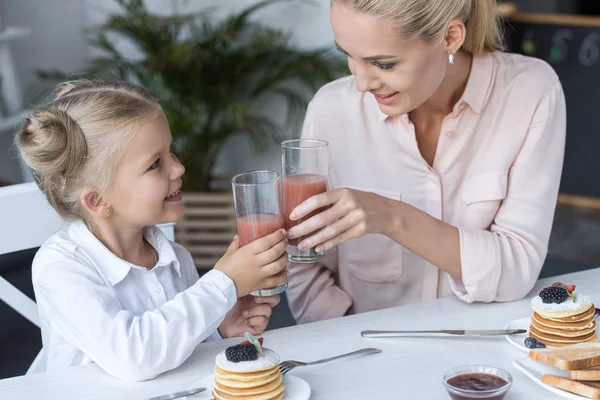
[528,285,598,348]
[544,306,596,323]
[213,344,285,400]
[216,374,283,396]
[532,312,596,331]
[211,391,284,400]
[215,366,280,382]
[530,324,598,344]
[216,348,279,373]
[532,294,594,319]
[531,318,597,338]
[529,330,599,347]
[212,383,285,400]
[215,370,281,389]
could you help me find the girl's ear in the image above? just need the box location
[80,187,111,218]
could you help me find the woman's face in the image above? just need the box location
[331,2,449,117]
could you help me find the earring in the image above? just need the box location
[448,54,455,65]
[106,208,111,214]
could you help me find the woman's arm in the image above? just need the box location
[288,82,566,302]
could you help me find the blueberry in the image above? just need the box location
[524,337,537,349]
[535,342,546,348]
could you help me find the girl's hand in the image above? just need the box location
[214,230,288,297]
[218,295,280,337]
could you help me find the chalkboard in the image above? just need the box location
[504,16,600,198]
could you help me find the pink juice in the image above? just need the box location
[236,213,284,247]
[283,174,328,246]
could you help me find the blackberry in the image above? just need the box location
[539,286,569,304]
[225,344,257,363]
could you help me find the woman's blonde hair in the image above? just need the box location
[334,0,504,55]
[15,80,162,220]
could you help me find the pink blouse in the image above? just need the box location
[286,51,567,324]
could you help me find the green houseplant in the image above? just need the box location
[39,0,347,192]
[38,0,346,268]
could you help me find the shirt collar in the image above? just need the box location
[69,220,182,286]
[368,52,494,123]
[459,52,494,114]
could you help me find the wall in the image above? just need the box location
[0,0,88,184]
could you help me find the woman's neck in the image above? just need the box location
[410,50,473,121]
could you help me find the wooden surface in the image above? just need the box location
[509,12,600,27]
[2,268,599,399]
[557,194,600,210]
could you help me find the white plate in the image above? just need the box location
[513,357,587,399]
[505,317,531,352]
[184,374,311,400]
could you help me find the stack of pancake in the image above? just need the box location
[213,348,285,400]
[530,293,598,348]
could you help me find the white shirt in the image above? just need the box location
[32,220,237,381]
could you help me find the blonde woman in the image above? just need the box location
[16,81,288,380]
[285,0,566,323]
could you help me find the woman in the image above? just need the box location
[285,0,566,323]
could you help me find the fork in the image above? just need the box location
[278,347,381,375]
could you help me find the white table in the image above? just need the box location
[1,268,598,400]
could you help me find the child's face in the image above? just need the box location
[106,113,185,229]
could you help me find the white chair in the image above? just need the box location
[0,182,175,375]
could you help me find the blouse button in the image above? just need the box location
[452,102,466,117]
[446,131,456,138]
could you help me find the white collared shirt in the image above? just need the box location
[32,220,237,381]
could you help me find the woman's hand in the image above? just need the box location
[286,188,396,253]
[218,295,280,338]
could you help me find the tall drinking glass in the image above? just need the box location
[281,139,329,263]
[231,170,287,296]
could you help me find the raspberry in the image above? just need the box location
[552,282,576,294]
[241,337,264,346]
[225,344,257,363]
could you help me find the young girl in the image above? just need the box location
[16,80,288,381]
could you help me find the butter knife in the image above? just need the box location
[361,329,527,338]
[148,387,206,400]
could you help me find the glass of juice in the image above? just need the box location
[281,139,329,263]
[231,170,287,296]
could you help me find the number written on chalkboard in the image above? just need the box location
[549,29,573,64]
[579,32,600,67]
[522,28,536,55]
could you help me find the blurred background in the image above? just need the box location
[1,0,600,379]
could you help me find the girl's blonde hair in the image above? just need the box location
[16,80,162,220]
[334,0,504,55]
